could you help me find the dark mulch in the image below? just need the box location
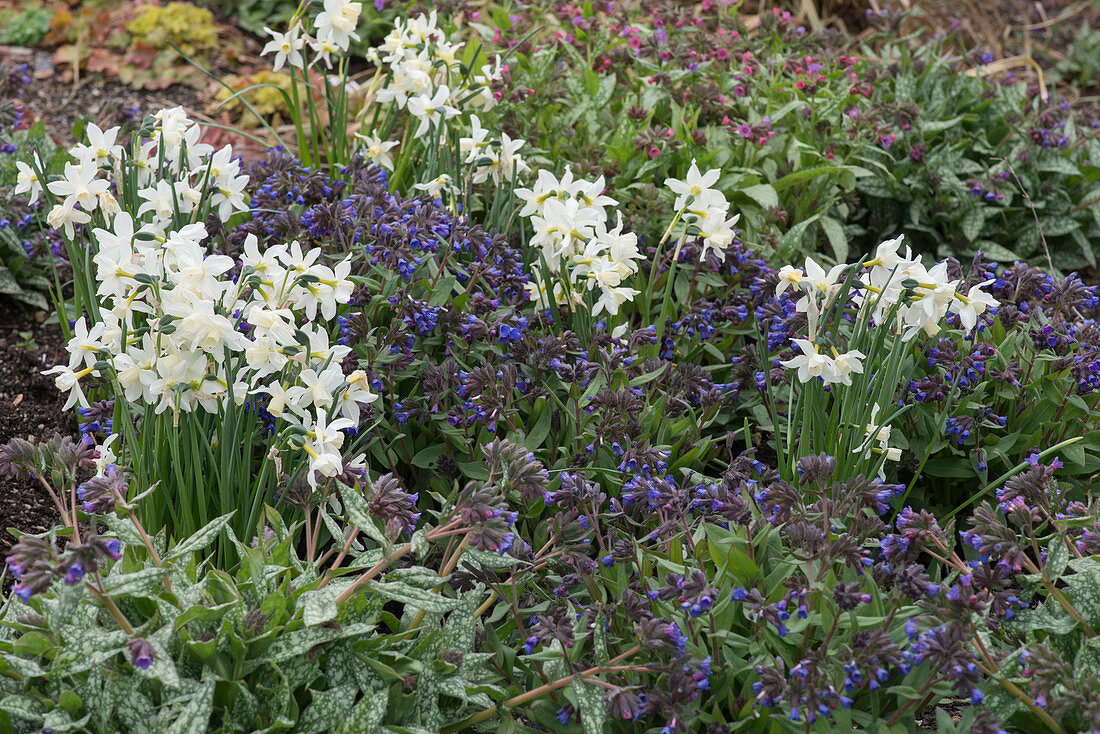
[0,297,73,555]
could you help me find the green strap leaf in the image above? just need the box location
[165,512,236,561]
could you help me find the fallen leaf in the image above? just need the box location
[85,47,120,76]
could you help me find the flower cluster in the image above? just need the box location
[458,114,529,186]
[25,110,377,492]
[518,168,643,317]
[664,159,740,260]
[261,0,363,71]
[369,11,503,134]
[6,533,122,602]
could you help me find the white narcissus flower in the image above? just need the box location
[866,234,912,272]
[406,85,458,137]
[592,284,639,317]
[698,208,740,259]
[47,161,109,211]
[262,24,306,72]
[856,403,903,480]
[356,132,399,170]
[299,412,356,489]
[243,336,288,380]
[255,382,292,417]
[491,133,529,185]
[459,115,492,164]
[285,365,346,413]
[780,338,835,384]
[337,370,379,424]
[830,349,866,386]
[665,158,721,212]
[952,280,998,332]
[315,0,362,51]
[776,265,804,296]
[65,317,106,371]
[413,173,454,199]
[15,154,43,204]
[70,123,123,167]
[802,256,848,298]
[42,364,92,411]
[93,434,120,477]
[153,107,192,149]
[46,199,91,239]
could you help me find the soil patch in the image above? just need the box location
[1,46,205,146]
[0,297,73,554]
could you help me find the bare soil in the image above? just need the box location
[0,298,74,555]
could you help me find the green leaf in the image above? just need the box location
[365,580,463,613]
[1,652,46,678]
[165,512,235,561]
[13,630,53,657]
[1061,440,1087,467]
[592,611,609,665]
[1037,156,1081,176]
[738,183,778,210]
[1046,537,1070,581]
[301,582,352,626]
[412,444,448,469]
[414,667,442,731]
[100,513,148,548]
[0,694,44,722]
[856,176,895,199]
[102,567,170,596]
[773,165,849,192]
[974,240,1021,262]
[571,677,607,734]
[462,547,523,570]
[336,688,387,733]
[41,707,91,732]
[918,115,964,133]
[339,484,388,547]
[165,679,215,734]
[820,216,848,263]
[961,208,986,243]
[243,625,369,673]
[524,401,553,452]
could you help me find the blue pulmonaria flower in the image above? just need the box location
[556,708,570,725]
[522,635,538,655]
[63,562,85,585]
[103,539,122,560]
[666,622,687,655]
[971,689,984,705]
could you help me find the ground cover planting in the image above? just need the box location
[0,0,1099,732]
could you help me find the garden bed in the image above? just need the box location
[0,1,1099,733]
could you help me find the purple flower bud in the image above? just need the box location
[127,638,155,669]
